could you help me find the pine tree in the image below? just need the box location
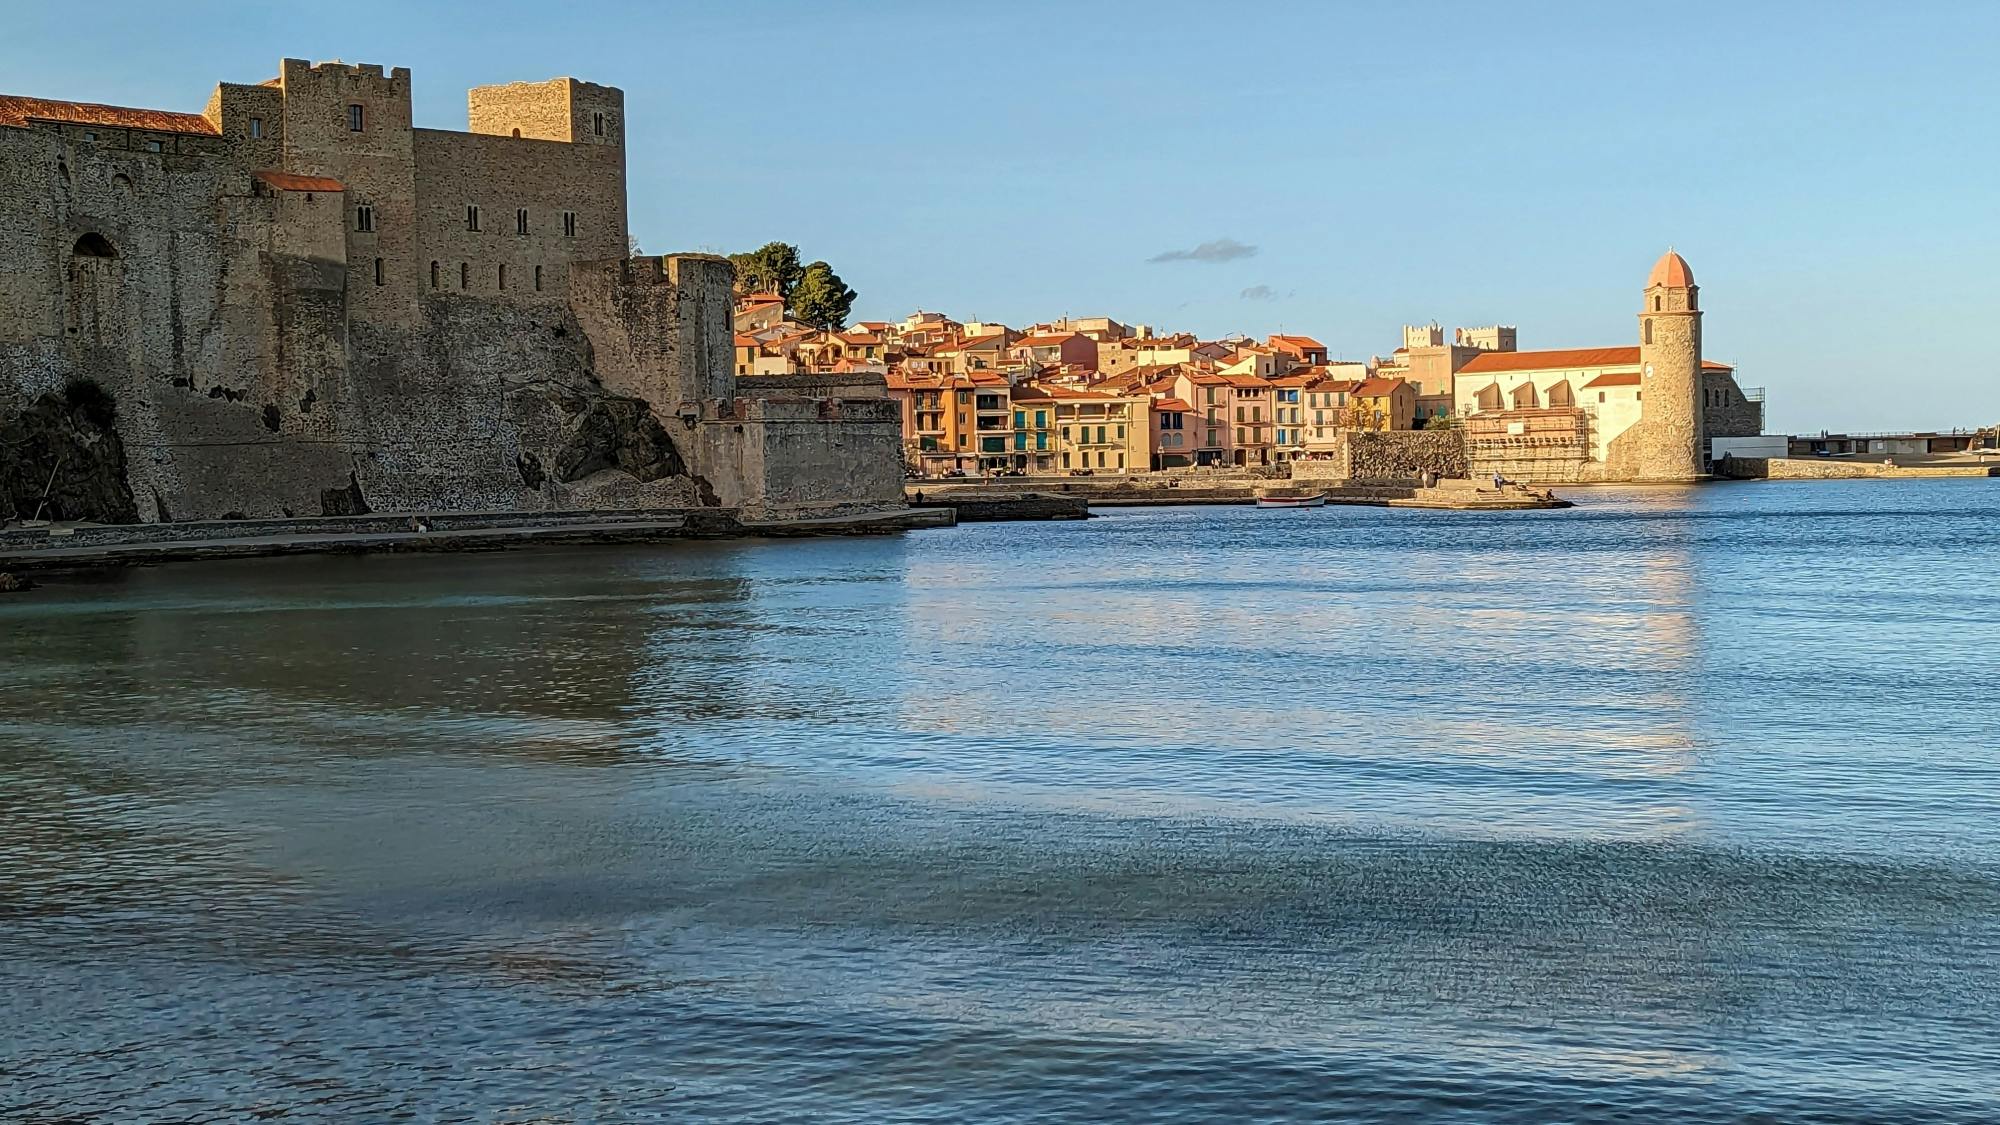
[790,261,857,331]
[726,242,804,299]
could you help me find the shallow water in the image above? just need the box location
[4,480,1999,1121]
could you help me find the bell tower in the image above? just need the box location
[1636,249,1704,481]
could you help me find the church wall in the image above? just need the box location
[1704,371,1762,440]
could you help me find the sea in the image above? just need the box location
[3,479,1998,1122]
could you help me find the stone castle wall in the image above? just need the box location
[0,59,898,525]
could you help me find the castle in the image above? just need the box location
[0,59,901,524]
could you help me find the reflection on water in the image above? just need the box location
[3,481,2000,1121]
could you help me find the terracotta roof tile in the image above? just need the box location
[1459,345,1733,375]
[0,94,218,135]
[1581,372,1643,389]
[1355,378,1409,396]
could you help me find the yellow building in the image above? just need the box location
[1018,383,1149,473]
[1353,377,1417,430]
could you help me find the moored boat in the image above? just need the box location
[1254,493,1327,509]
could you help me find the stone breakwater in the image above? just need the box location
[1715,457,2000,481]
[0,506,952,572]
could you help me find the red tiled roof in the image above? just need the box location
[1154,398,1194,412]
[1581,372,1642,389]
[0,94,217,135]
[1648,250,1695,289]
[1458,347,1641,374]
[255,170,344,193]
[734,334,760,347]
[1355,378,1409,397]
[1269,334,1326,351]
[1459,345,1733,375]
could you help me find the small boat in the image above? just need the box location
[1255,493,1327,509]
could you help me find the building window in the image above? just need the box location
[81,130,97,143]
[516,208,529,235]
[460,262,469,290]
[534,265,543,291]
[593,111,605,137]
[144,139,162,153]
[1644,319,1653,345]
[498,264,507,290]
[373,257,383,286]
[1654,295,1663,311]
[348,104,365,132]
[249,117,263,139]
[466,205,480,232]
[562,211,577,237]
[430,261,439,289]
[355,205,374,232]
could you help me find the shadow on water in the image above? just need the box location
[4,482,2000,1120]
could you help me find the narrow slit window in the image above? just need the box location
[534,265,543,291]
[249,117,263,139]
[373,258,384,286]
[430,261,439,289]
[466,205,480,232]
[516,208,529,235]
[593,112,605,137]
[498,264,507,290]
[460,262,470,290]
[355,205,374,232]
[562,211,576,237]
[348,104,364,132]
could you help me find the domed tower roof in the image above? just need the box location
[1647,249,1695,289]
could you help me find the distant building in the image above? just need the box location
[1455,251,1765,482]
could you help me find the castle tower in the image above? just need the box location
[1636,249,1704,480]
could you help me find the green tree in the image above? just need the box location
[727,241,804,299]
[790,260,857,331]
[1423,411,1458,431]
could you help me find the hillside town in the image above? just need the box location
[739,298,1462,478]
[735,263,1762,480]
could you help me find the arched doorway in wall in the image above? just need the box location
[73,232,117,258]
[67,232,122,339]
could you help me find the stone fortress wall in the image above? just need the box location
[0,59,901,524]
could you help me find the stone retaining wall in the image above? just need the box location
[1292,430,1468,482]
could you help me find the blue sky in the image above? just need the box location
[6,0,1997,432]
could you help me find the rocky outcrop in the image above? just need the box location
[554,395,685,483]
[0,380,139,524]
